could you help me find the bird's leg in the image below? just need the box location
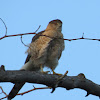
[40,65,44,72]
[40,65,49,74]
[51,68,62,75]
[51,68,57,74]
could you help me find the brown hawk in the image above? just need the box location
[8,19,65,100]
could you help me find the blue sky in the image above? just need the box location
[0,0,100,100]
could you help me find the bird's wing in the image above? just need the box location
[32,31,45,42]
[24,54,31,63]
[48,38,64,60]
[24,30,45,64]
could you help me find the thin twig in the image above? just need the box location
[20,35,29,47]
[20,25,41,47]
[82,33,84,38]
[0,32,36,40]
[0,86,7,96]
[0,18,7,35]
[56,71,68,81]
[0,96,7,100]
[51,71,68,93]
[18,86,51,95]
[34,25,41,33]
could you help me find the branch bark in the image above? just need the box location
[0,69,100,98]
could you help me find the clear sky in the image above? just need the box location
[0,0,100,100]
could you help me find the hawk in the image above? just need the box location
[8,19,65,100]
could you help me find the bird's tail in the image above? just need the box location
[7,60,40,100]
[7,83,25,100]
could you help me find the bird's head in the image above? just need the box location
[46,19,62,31]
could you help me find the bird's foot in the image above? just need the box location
[41,70,50,74]
[52,69,62,75]
[40,66,49,74]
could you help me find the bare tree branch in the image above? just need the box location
[0,68,100,98]
[0,17,100,42]
[0,86,51,100]
[1,31,100,42]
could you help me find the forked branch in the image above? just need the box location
[0,66,100,99]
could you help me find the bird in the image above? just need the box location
[7,19,65,100]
